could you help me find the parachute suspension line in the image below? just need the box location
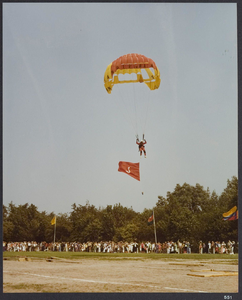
[131,71,150,138]
[142,80,152,136]
[116,84,137,135]
[133,74,143,136]
[104,53,161,138]
[131,74,138,137]
[143,95,151,135]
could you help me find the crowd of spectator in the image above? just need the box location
[199,240,237,254]
[3,240,238,254]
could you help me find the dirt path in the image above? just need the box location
[3,258,238,293]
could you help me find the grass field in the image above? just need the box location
[3,250,239,261]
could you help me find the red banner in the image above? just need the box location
[118,161,140,181]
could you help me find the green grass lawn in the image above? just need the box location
[3,251,238,261]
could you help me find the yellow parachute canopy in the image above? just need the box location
[104,53,161,94]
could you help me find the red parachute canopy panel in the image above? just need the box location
[111,53,158,75]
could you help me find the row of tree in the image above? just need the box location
[3,176,238,251]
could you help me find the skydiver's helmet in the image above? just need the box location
[140,140,144,143]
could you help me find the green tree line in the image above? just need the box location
[3,176,238,250]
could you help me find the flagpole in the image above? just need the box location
[54,216,56,244]
[153,209,157,245]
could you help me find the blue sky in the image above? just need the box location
[3,3,237,214]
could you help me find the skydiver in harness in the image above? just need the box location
[136,134,147,158]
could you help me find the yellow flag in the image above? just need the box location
[51,216,56,225]
[223,206,237,218]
